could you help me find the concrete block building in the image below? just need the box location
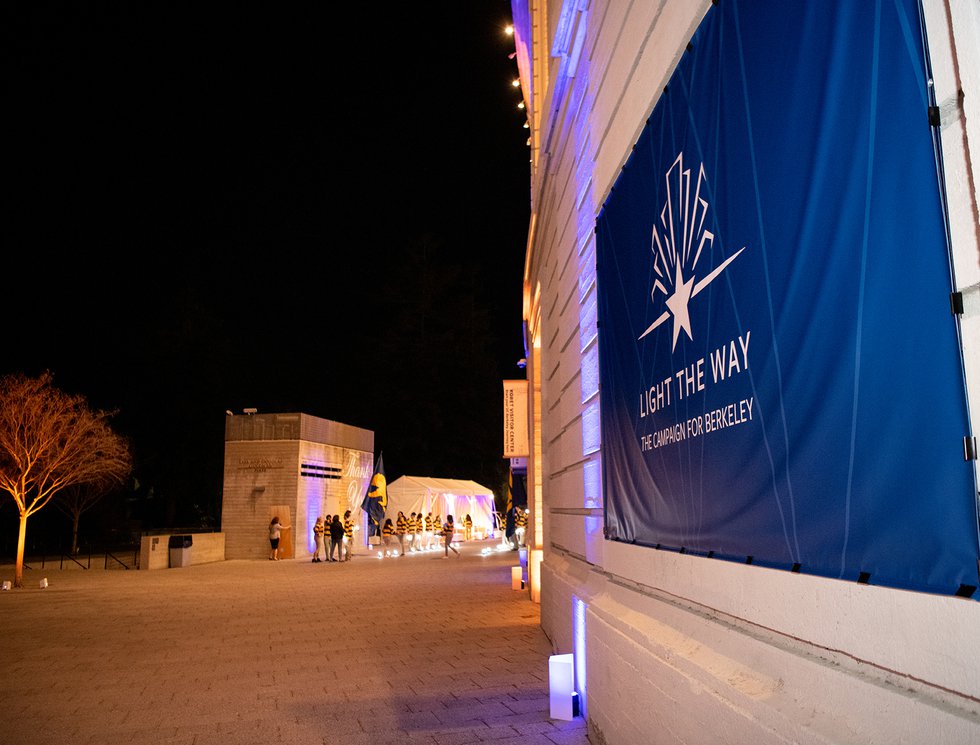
[221,412,374,560]
[510,1,980,743]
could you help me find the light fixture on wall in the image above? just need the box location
[572,596,587,717]
[530,549,543,602]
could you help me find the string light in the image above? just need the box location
[505,21,529,152]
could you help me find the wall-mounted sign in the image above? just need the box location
[237,457,284,472]
[596,0,979,597]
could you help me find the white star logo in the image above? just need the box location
[638,153,745,350]
[664,261,695,348]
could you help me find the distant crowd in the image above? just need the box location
[268,507,528,562]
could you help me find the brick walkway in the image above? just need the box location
[0,543,590,745]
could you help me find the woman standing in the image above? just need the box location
[382,518,395,552]
[312,516,325,563]
[269,516,291,560]
[328,514,344,561]
[431,513,441,551]
[413,512,423,551]
[342,509,354,561]
[395,511,408,556]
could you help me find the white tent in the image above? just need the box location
[385,476,498,540]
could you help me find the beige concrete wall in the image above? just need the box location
[139,533,225,570]
[221,441,300,560]
[140,535,170,570]
[294,442,374,556]
[221,438,374,560]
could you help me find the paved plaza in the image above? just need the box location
[0,543,590,745]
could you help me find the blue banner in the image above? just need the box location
[597,0,979,596]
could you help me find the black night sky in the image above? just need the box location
[4,2,530,546]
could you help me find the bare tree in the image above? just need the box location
[0,372,132,587]
[54,479,126,556]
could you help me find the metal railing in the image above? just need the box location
[15,546,141,571]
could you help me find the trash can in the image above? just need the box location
[168,534,193,568]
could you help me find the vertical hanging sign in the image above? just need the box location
[503,380,530,457]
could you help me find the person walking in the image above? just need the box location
[312,516,325,562]
[442,515,459,557]
[328,514,344,561]
[269,516,291,561]
[395,511,408,556]
[342,509,355,561]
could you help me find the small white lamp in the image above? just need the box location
[549,653,575,720]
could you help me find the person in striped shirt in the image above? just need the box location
[312,516,325,563]
[342,509,354,561]
[413,512,423,550]
[408,512,418,551]
[395,511,409,556]
[431,514,441,550]
[424,512,434,549]
[382,518,395,551]
[515,508,527,547]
